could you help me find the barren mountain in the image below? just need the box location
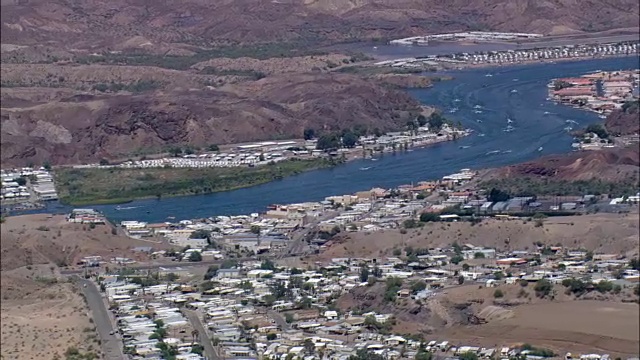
[605,102,640,136]
[2,0,638,51]
[0,73,420,166]
[493,147,639,182]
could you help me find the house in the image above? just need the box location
[217,269,242,279]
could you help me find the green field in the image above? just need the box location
[55,158,340,205]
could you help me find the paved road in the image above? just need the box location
[76,277,126,360]
[184,309,220,360]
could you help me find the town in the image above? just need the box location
[0,166,58,211]
[376,41,638,69]
[389,32,544,46]
[548,70,640,151]
[76,189,640,360]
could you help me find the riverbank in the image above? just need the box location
[54,157,343,206]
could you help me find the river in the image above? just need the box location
[18,56,640,223]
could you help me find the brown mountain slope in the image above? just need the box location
[605,102,640,136]
[0,73,420,166]
[491,147,639,181]
[2,0,638,49]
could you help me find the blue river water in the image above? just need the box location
[17,57,640,223]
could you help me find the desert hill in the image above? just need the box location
[1,73,420,166]
[2,0,638,50]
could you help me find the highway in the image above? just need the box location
[76,277,126,360]
[184,309,220,360]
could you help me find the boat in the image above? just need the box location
[476,119,482,123]
[453,98,461,102]
[167,216,175,220]
[543,111,551,115]
[537,146,543,152]
[473,105,482,109]
[513,78,519,81]
[486,150,501,155]
[503,125,515,132]
[449,108,459,113]
[474,110,483,114]
[115,206,137,211]
[370,158,378,161]
[477,133,486,137]
[506,118,513,124]
[502,150,512,154]
[459,145,471,149]
[564,126,573,132]
[485,73,493,77]
[359,167,371,171]
[510,89,518,93]
[565,119,578,125]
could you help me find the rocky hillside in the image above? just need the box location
[2,0,638,50]
[606,101,640,136]
[1,73,420,166]
[493,147,639,182]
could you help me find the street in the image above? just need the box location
[184,309,220,360]
[267,310,291,331]
[76,277,126,360]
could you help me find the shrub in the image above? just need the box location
[534,279,553,298]
[493,289,504,298]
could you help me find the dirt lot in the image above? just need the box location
[0,214,169,271]
[440,300,640,357]
[316,212,640,261]
[1,266,100,360]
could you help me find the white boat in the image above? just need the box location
[537,146,543,152]
[449,108,459,113]
[459,145,470,149]
[486,150,500,155]
[502,150,512,154]
[543,111,551,115]
[476,119,483,123]
[485,73,493,77]
[474,110,483,114]
[370,158,378,161]
[510,89,518,93]
[477,133,486,137]
[360,167,371,171]
[473,105,482,109]
[507,118,513,124]
[453,98,461,102]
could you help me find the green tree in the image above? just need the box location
[419,212,439,222]
[488,188,510,202]
[266,333,277,341]
[451,255,464,265]
[303,128,316,140]
[427,113,445,131]
[359,266,370,283]
[534,279,553,298]
[188,251,203,262]
[457,275,465,285]
[341,131,359,148]
[474,252,485,259]
[204,265,219,280]
[462,263,470,271]
[316,133,341,150]
[493,289,504,298]
[410,281,427,294]
[14,177,27,186]
[415,349,432,360]
[416,114,428,127]
[208,144,220,152]
[459,352,479,360]
[303,339,315,354]
[260,259,276,270]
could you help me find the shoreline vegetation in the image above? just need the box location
[55,157,342,206]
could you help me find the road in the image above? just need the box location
[281,210,340,258]
[267,310,291,331]
[76,277,126,360]
[184,309,220,360]
[60,253,305,275]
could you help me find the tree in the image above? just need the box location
[303,339,315,354]
[474,252,485,259]
[316,133,341,150]
[459,352,479,360]
[266,333,277,341]
[43,161,51,171]
[534,279,553,298]
[204,265,219,280]
[450,255,464,265]
[359,266,370,283]
[250,225,261,235]
[493,271,504,280]
[208,144,220,152]
[165,273,179,282]
[411,281,427,294]
[427,112,445,131]
[493,289,504,298]
[415,349,432,360]
[488,188,510,202]
[462,263,470,271]
[416,114,428,127]
[188,252,202,262]
[284,313,295,323]
[457,275,465,285]
[630,257,640,271]
[303,128,316,140]
[419,212,439,222]
[585,124,609,139]
[99,159,110,166]
[261,259,276,271]
[342,131,358,148]
[14,177,27,186]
